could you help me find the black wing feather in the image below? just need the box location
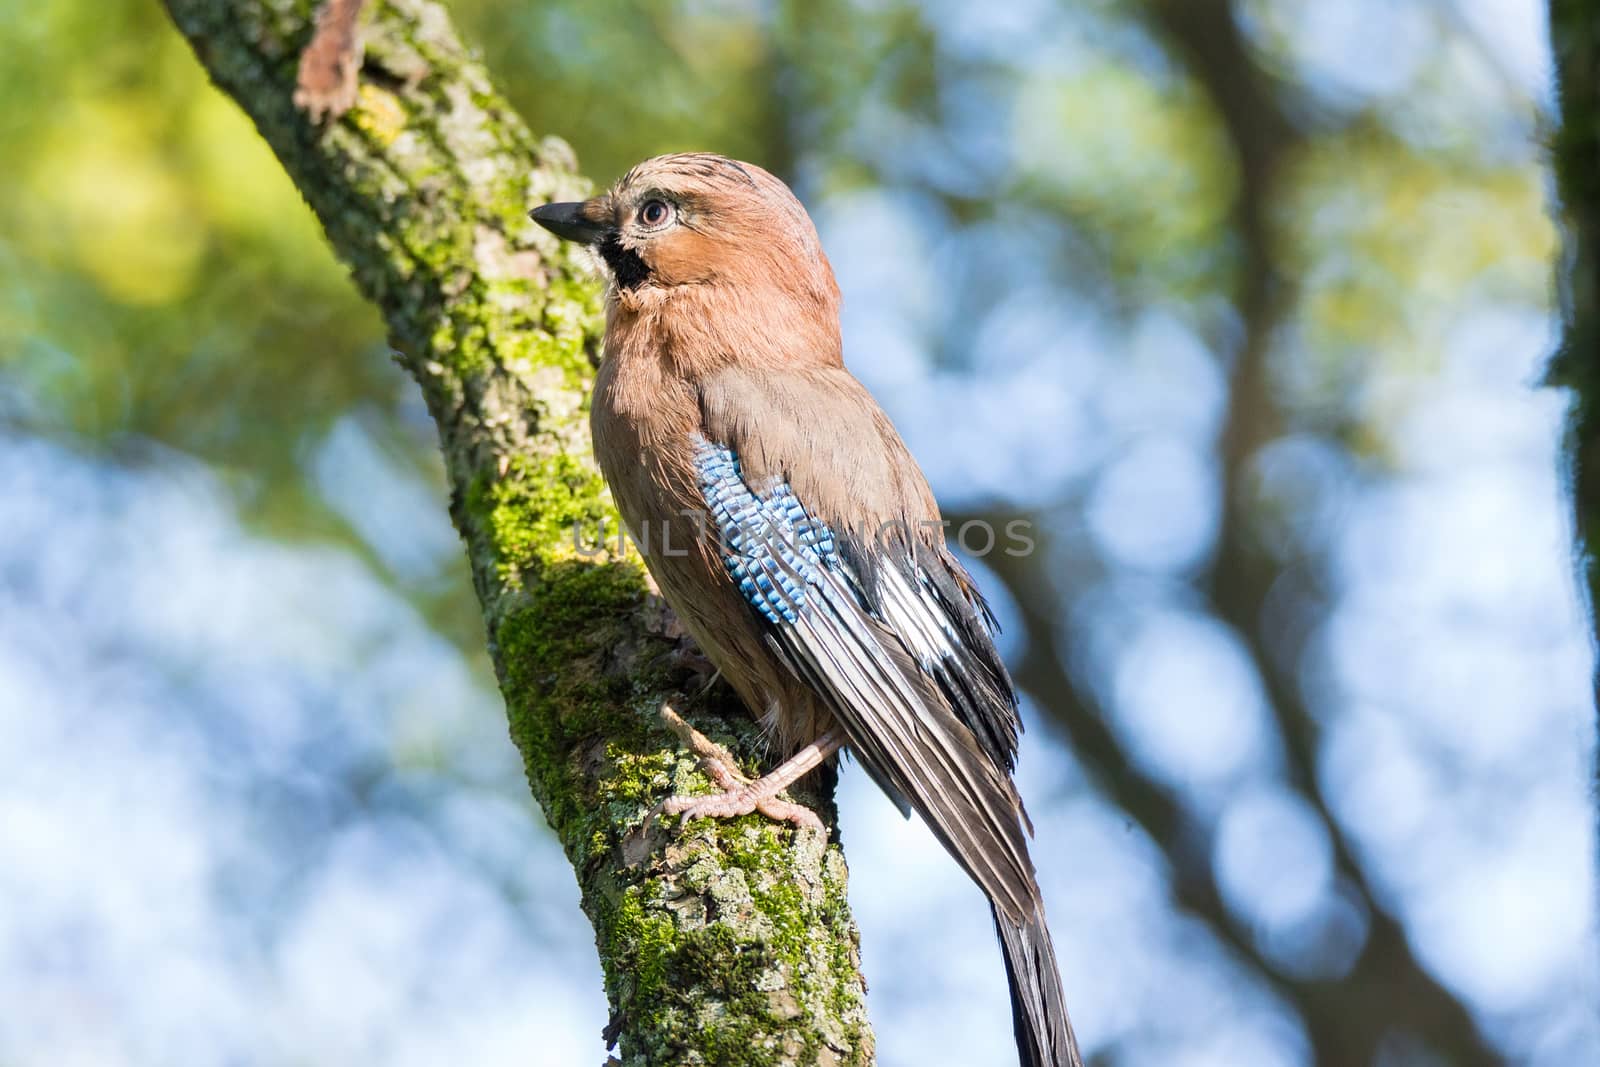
[695,436,1037,916]
[694,434,1082,1066]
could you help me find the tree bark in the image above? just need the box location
[160,2,873,1064]
[1551,6,1600,671]
[1550,8,1600,991]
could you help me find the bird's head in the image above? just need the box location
[530,153,839,320]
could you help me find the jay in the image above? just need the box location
[532,153,1081,1067]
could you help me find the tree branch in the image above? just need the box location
[1547,6,1600,1048]
[1147,2,1497,1063]
[1549,3,1600,715]
[160,2,873,1063]
[961,1,1494,1061]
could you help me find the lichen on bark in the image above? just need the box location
[160,1,874,1062]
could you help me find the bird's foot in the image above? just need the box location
[660,782,825,832]
[293,0,366,123]
[652,705,841,833]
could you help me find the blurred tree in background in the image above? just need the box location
[0,2,1590,1066]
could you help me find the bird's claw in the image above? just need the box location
[660,787,825,832]
[650,703,826,833]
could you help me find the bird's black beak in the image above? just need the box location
[529,200,609,245]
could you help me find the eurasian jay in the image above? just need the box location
[532,153,1081,1067]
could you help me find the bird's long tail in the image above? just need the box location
[993,904,1083,1067]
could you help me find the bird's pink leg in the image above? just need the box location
[656,705,843,832]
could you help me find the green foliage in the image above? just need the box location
[451,0,793,182]
[0,1,381,485]
[1014,57,1238,297]
[1283,123,1554,382]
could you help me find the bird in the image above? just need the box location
[531,152,1082,1067]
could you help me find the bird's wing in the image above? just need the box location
[691,432,1039,920]
[846,532,1023,776]
[698,364,1024,773]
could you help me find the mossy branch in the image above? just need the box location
[160,1,873,1063]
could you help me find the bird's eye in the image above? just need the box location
[638,199,673,228]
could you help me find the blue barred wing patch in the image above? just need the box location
[692,436,838,626]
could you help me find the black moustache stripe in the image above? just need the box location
[599,233,650,290]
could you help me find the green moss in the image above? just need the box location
[542,271,607,382]
[722,827,870,1062]
[589,825,869,1066]
[604,892,788,1067]
[493,560,650,754]
[426,316,482,376]
[611,888,680,996]
[470,452,617,577]
[602,744,678,807]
